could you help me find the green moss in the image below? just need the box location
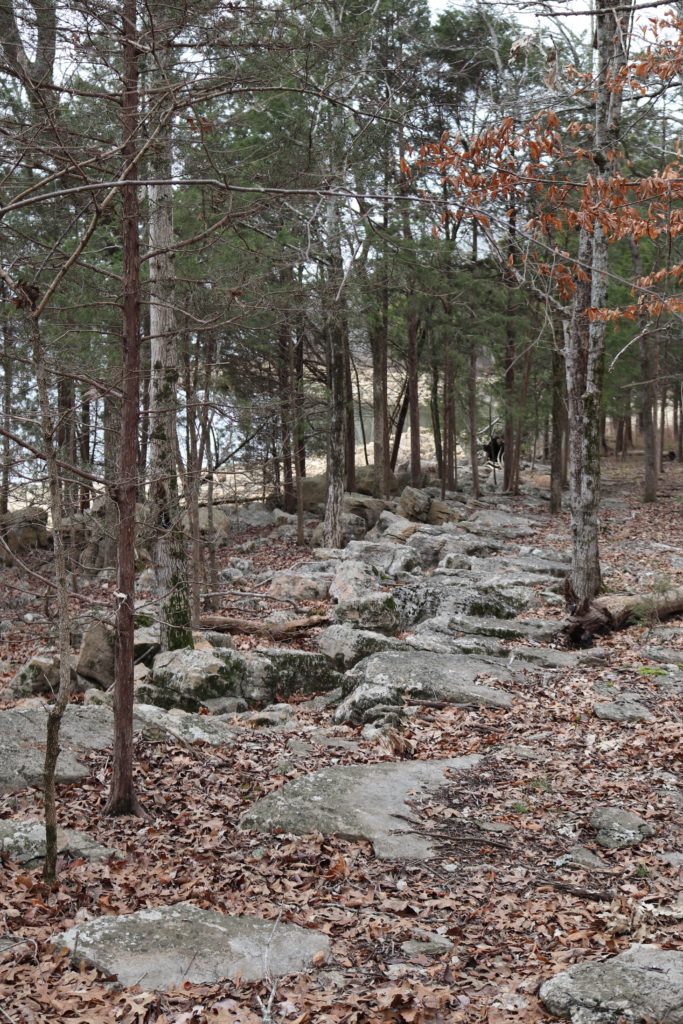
[134,612,155,627]
[637,665,667,677]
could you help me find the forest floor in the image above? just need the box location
[0,456,681,1024]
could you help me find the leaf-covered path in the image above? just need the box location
[1,460,681,1024]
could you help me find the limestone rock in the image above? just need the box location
[134,626,161,665]
[334,583,439,634]
[427,498,460,525]
[398,486,431,522]
[352,464,399,495]
[10,655,62,697]
[151,649,245,710]
[594,700,653,723]
[268,570,332,602]
[311,513,367,547]
[329,561,380,604]
[642,646,683,666]
[133,705,236,746]
[540,944,683,1023]
[0,819,119,867]
[343,493,390,527]
[254,648,342,700]
[335,650,513,724]
[557,845,611,872]
[55,902,329,989]
[401,930,454,957]
[316,623,404,669]
[373,510,418,542]
[343,540,418,575]
[77,622,115,688]
[463,509,536,539]
[242,756,480,860]
[0,507,49,562]
[235,503,275,529]
[591,807,655,849]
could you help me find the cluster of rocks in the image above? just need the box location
[3,485,678,1017]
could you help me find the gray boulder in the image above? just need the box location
[10,654,62,697]
[591,806,655,849]
[316,623,404,669]
[151,649,246,710]
[134,625,161,665]
[642,646,683,666]
[253,648,342,700]
[269,570,332,602]
[335,650,513,724]
[398,486,431,522]
[234,502,275,529]
[55,903,329,989]
[372,510,418,542]
[343,493,391,527]
[0,506,49,562]
[77,622,115,688]
[334,583,438,634]
[329,560,380,604]
[343,540,419,575]
[540,944,683,1023]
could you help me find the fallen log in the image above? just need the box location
[562,584,683,647]
[199,613,330,639]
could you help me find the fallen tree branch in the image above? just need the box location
[537,878,614,903]
[562,582,683,647]
[198,613,330,638]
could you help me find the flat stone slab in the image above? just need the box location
[540,944,683,1023]
[594,700,653,723]
[335,651,512,724]
[0,819,119,867]
[241,756,480,860]
[55,902,329,990]
[0,703,236,794]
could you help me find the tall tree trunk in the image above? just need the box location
[106,0,143,817]
[22,311,73,881]
[147,55,193,651]
[277,315,295,513]
[0,318,13,517]
[550,338,564,514]
[630,238,657,499]
[503,209,517,492]
[431,358,443,482]
[407,307,421,486]
[564,0,633,602]
[79,387,91,510]
[322,205,347,547]
[390,382,410,472]
[468,344,480,499]
[343,320,356,493]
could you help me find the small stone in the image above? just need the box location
[591,806,655,849]
[557,845,611,871]
[401,930,453,957]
